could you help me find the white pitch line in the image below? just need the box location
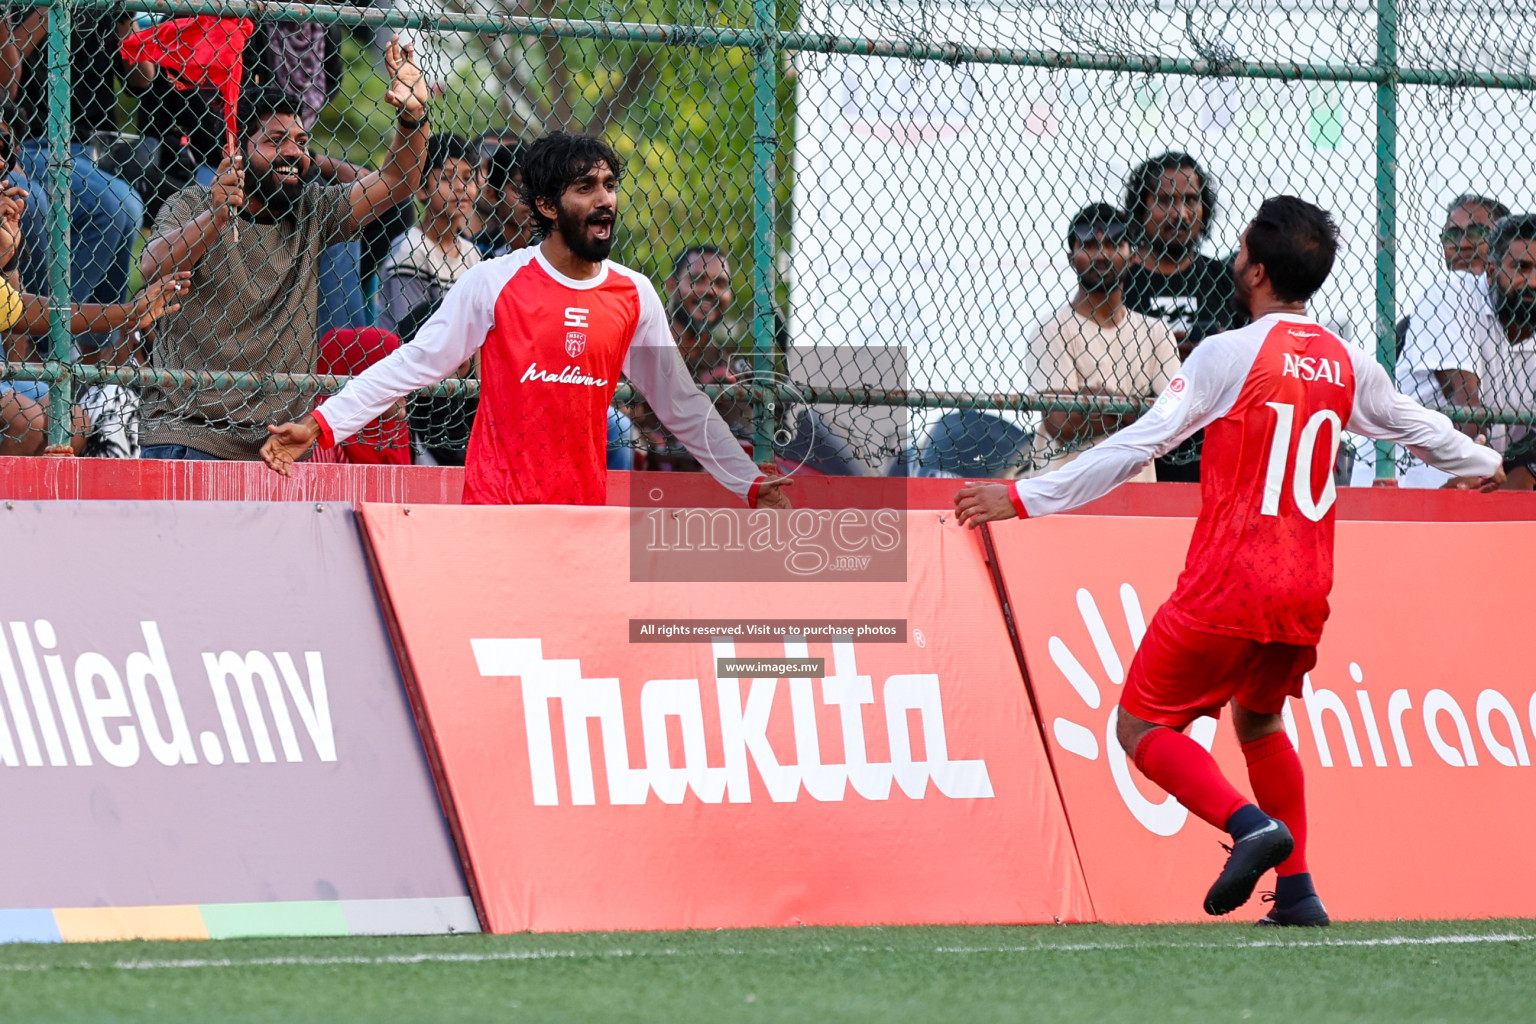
[0,932,1528,973]
[935,933,1536,953]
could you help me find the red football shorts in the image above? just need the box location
[1120,608,1317,728]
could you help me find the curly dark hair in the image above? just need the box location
[1123,151,1217,238]
[236,85,302,145]
[516,132,623,239]
[1489,213,1536,266]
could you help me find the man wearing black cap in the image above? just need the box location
[1023,203,1181,480]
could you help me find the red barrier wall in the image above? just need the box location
[5,455,1536,519]
[7,454,1536,929]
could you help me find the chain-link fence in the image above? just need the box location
[1,0,1533,485]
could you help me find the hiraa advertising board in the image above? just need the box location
[0,502,475,943]
[990,514,1536,923]
[358,502,1089,933]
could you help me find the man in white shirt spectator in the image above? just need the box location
[1439,193,1508,277]
[1024,203,1181,480]
[1385,213,1536,488]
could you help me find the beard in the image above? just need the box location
[1494,280,1536,332]
[1233,261,1253,314]
[1146,233,1195,263]
[557,201,615,263]
[1076,261,1120,294]
[670,299,723,335]
[248,168,305,219]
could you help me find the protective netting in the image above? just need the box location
[0,0,1532,487]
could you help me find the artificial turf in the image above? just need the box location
[2,919,1532,1023]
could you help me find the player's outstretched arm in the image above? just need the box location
[259,265,495,477]
[261,414,323,477]
[955,340,1241,526]
[1443,434,1505,492]
[622,283,790,508]
[752,475,794,509]
[1346,353,1503,489]
[954,482,1020,527]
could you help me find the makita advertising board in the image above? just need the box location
[359,503,1090,933]
[0,502,474,943]
[991,514,1536,923]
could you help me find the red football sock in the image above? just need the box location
[1133,727,1249,831]
[1242,731,1308,876]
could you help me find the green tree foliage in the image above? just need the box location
[312,2,795,315]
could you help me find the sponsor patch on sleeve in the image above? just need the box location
[1152,374,1189,414]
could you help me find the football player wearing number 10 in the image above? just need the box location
[259,132,792,510]
[955,196,1504,925]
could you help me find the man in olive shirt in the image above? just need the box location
[138,38,429,461]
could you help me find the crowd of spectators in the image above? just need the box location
[1014,158,1536,492]
[0,12,1530,487]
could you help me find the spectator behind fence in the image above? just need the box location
[1389,194,1511,367]
[629,243,755,473]
[0,8,154,356]
[0,131,189,455]
[1024,203,1180,481]
[1121,151,1240,482]
[149,16,370,337]
[377,133,481,465]
[136,40,429,462]
[1382,214,1536,488]
[1441,193,1509,277]
[475,140,537,258]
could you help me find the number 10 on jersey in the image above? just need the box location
[1261,402,1343,521]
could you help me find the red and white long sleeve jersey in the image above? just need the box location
[1013,313,1500,644]
[312,247,764,506]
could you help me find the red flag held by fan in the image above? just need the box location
[121,16,254,156]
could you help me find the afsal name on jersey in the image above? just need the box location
[1282,352,1346,386]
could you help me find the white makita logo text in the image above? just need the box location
[1282,353,1345,386]
[472,638,993,805]
[564,307,589,327]
[519,362,610,387]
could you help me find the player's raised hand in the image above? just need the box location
[753,475,793,509]
[382,36,429,121]
[261,414,323,477]
[954,481,1018,528]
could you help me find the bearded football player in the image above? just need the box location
[261,132,791,510]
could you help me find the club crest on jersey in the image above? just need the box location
[565,331,588,357]
[1283,353,1345,386]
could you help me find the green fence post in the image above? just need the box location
[45,0,74,451]
[750,0,779,466]
[1373,0,1398,482]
